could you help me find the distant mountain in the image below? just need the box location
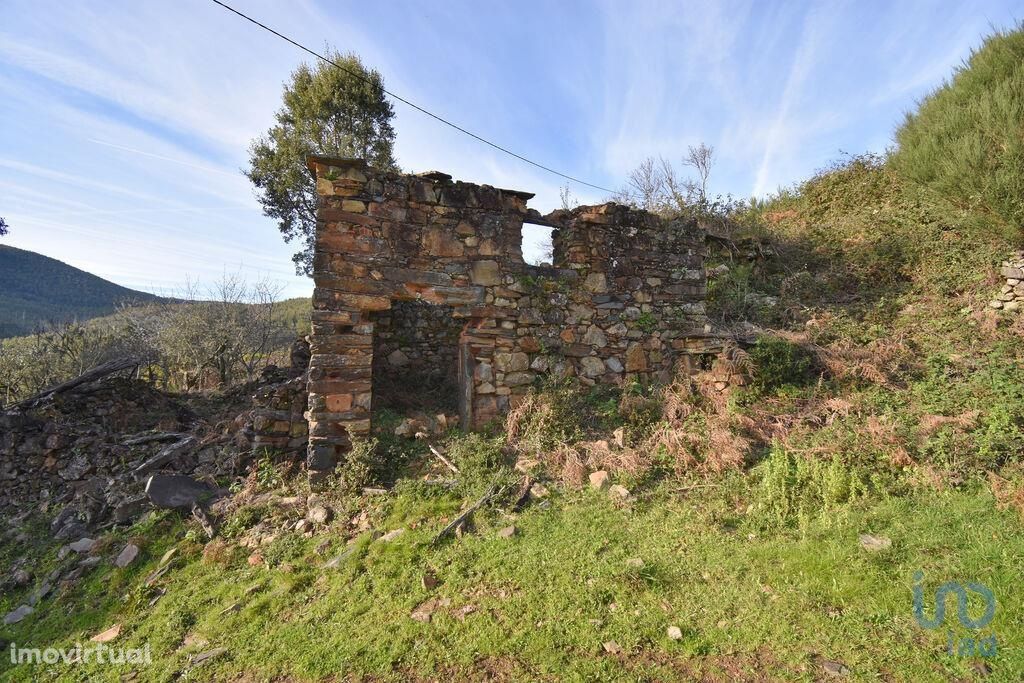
[0,245,162,338]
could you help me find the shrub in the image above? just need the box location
[892,24,1024,231]
[746,336,817,396]
[336,437,383,495]
[753,445,870,529]
[505,379,593,454]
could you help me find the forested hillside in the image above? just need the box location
[0,245,161,337]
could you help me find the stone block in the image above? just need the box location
[471,260,501,285]
[584,273,608,293]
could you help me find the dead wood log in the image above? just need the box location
[12,356,146,411]
[123,432,186,447]
[133,436,198,481]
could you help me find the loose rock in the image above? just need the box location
[589,470,610,491]
[90,624,122,643]
[858,534,892,552]
[609,484,631,500]
[3,605,33,625]
[822,659,850,677]
[145,474,217,509]
[69,537,96,554]
[114,543,140,568]
[306,506,332,525]
[191,648,228,666]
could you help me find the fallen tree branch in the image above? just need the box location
[123,432,185,447]
[431,481,502,546]
[12,356,146,411]
[425,441,460,475]
[133,436,198,481]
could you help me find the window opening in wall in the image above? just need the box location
[521,222,554,266]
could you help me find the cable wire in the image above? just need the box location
[209,0,621,195]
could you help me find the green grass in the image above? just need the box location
[1,480,1020,681]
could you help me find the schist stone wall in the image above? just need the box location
[305,155,714,478]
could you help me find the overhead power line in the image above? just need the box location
[209,0,620,196]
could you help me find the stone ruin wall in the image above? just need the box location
[305,155,715,478]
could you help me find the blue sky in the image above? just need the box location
[1,0,1020,299]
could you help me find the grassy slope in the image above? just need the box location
[0,245,161,338]
[4,27,1024,683]
[1,480,1020,681]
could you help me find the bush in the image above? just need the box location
[892,24,1024,231]
[753,445,871,529]
[746,336,817,396]
[336,437,383,495]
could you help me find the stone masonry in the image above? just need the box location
[989,250,1024,312]
[305,155,715,478]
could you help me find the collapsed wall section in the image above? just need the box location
[305,155,713,478]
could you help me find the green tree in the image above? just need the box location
[246,50,398,275]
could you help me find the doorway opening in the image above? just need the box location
[370,300,463,418]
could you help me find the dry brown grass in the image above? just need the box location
[774,328,914,387]
[201,538,234,566]
[971,307,1001,339]
[505,387,656,485]
[917,410,980,440]
[988,470,1024,518]
[530,441,654,487]
[504,390,555,453]
[642,372,752,474]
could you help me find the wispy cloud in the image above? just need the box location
[0,0,1019,294]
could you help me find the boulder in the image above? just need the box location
[306,506,333,525]
[497,525,517,539]
[3,604,33,625]
[69,537,96,554]
[145,474,217,509]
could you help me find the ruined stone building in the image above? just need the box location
[303,155,714,478]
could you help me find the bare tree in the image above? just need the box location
[615,157,670,214]
[683,143,714,206]
[117,273,289,390]
[614,144,743,232]
[559,185,579,212]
